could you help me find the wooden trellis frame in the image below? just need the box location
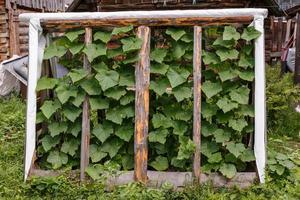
[20,9,268,186]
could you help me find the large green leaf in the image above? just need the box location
[119,72,135,87]
[90,144,107,163]
[150,48,168,63]
[48,122,68,137]
[172,42,187,59]
[163,104,192,121]
[68,120,81,137]
[100,138,124,158]
[216,97,239,113]
[202,121,218,137]
[239,148,255,162]
[166,28,186,41]
[239,70,254,81]
[71,90,85,107]
[63,104,82,122]
[120,92,135,105]
[148,129,169,144]
[152,113,173,129]
[223,26,240,41]
[80,78,102,95]
[106,105,134,124]
[202,103,219,120]
[65,29,84,42]
[92,122,113,143]
[201,140,219,157]
[219,163,237,179]
[150,63,169,75]
[41,135,60,152]
[68,68,88,83]
[213,37,237,49]
[61,138,80,156]
[112,25,133,35]
[238,54,254,68]
[95,69,119,91]
[36,77,58,91]
[208,152,222,163]
[94,31,111,43]
[150,156,169,171]
[241,26,261,42]
[104,87,126,100]
[83,43,107,62]
[44,43,67,59]
[150,78,170,96]
[166,68,190,88]
[216,48,239,62]
[177,136,195,160]
[55,85,77,104]
[228,118,248,132]
[120,37,142,53]
[238,105,254,117]
[202,51,220,65]
[229,86,250,104]
[122,155,134,170]
[40,100,61,119]
[115,125,133,142]
[47,150,68,169]
[172,120,188,136]
[90,97,109,110]
[218,69,238,82]
[213,129,231,143]
[86,165,101,180]
[202,81,222,99]
[226,142,246,157]
[68,43,84,55]
[172,86,192,102]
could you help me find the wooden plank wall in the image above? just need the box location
[0,0,9,61]
[8,0,65,12]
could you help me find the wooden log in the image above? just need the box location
[40,16,254,32]
[294,13,300,84]
[80,27,92,181]
[192,26,202,183]
[134,26,150,183]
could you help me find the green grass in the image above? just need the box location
[0,95,299,199]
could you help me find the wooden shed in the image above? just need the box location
[0,0,65,62]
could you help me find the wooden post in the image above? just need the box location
[134,26,150,183]
[193,26,202,183]
[80,27,92,181]
[294,13,300,84]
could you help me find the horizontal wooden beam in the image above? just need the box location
[40,16,253,32]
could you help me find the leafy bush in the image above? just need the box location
[266,66,300,138]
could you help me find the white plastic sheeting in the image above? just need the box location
[20,9,268,183]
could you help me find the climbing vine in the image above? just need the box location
[36,25,261,179]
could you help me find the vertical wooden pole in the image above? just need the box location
[134,26,150,183]
[294,13,300,84]
[80,27,92,181]
[193,26,202,183]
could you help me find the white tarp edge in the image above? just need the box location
[22,9,267,183]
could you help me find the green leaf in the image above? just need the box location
[152,113,173,129]
[100,138,124,158]
[202,51,220,65]
[213,129,231,143]
[218,69,238,82]
[47,150,68,169]
[172,121,188,136]
[150,78,170,96]
[166,28,186,41]
[216,48,239,62]
[149,129,169,144]
[239,70,254,81]
[68,43,84,55]
[106,105,134,124]
[48,122,68,137]
[172,42,187,59]
[229,86,250,104]
[94,31,111,43]
[92,62,108,73]
[41,135,60,152]
[278,160,295,169]
[163,104,192,121]
[115,125,133,142]
[65,29,84,42]
[90,144,107,163]
[228,118,248,132]
[219,163,237,179]
[71,90,85,107]
[201,140,219,157]
[238,54,254,68]
[90,97,109,110]
[122,155,134,170]
[180,34,193,43]
[80,77,102,95]
[150,48,168,63]
[36,77,58,91]
[223,26,240,41]
[36,111,46,124]
[92,122,113,143]
[120,37,142,53]
[55,85,77,104]
[239,148,255,162]
[275,165,285,175]
[238,105,254,117]
[202,81,222,99]
[226,142,246,157]
[119,72,135,87]
[202,121,218,137]
[63,104,82,122]
[112,25,133,35]
[44,43,67,59]
[150,156,169,171]
[61,138,80,156]
[86,165,101,180]
[241,44,253,55]
[172,86,192,102]
[241,26,261,42]
[213,37,237,49]
[68,68,88,83]
[95,69,119,91]
[177,136,195,160]
[202,103,219,120]
[68,120,81,137]
[104,87,126,100]
[208,152,222,163]
[150,63,169,75]
[107,48,123,58]
[40,100,61,119]
[216,97,239,113]
[120,92,135,105]
[83,43,107,62]
[166,68,190,88]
